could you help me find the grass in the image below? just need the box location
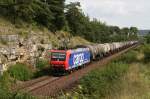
[61,44,150,99]
[33,58,51,78]
[0,60,50,99]
[0,65,38,99]
[7,60,50,80]
[69,36,91,48]
[36,58,49,70]
[115,50,138,63]
[61,60,131,98]
[105,63,150,99]
[143,44,150,63]
[8,63,33,81]
[0,72,35,99]
[79,62,129,98]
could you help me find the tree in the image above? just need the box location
[0,0,54,28]
[145,32,150,44]
[46,0,66,31]
[32,1,53,28]
[0,0,139,43]
[121,27,130,40]
[65,2,93,41]
[129,27,138,39]
[65,2,83,35]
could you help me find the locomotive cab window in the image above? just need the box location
[51,52,66,61]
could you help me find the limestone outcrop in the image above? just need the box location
[0,33,52,74]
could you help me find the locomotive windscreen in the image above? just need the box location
[51,52,66,61]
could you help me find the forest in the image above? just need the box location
[0,0,138,43]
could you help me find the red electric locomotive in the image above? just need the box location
[50,50,69,71]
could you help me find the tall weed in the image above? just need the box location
[8,63,33,81]
[0,72,11,99]
[79,62,129,98]
[0,72,34,99]
[36,58,48,70]
[116,50,137,63]
[143,44,150,63]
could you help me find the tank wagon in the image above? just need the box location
[50,41,138,72]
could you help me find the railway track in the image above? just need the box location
[13,76,52,91]
[22,77,59,92]
[14,44,139,97]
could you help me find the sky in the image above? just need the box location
[66,0,150,30]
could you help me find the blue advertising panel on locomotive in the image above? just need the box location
[68,48,91,69]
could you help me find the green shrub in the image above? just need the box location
[79,62,129,98]
[33,59,50,78]
[134,45,143,52]
[0,72,11,99]
[36,58,48,70]
[144,33,150,44]
[143,44,150,63]
[33,67,52,78]
[0,72,15,99]
[11,93,35,99]
[60,49,139,98]
[0,72,11,89]
[8,63,33,81]
[0,88,10,99]
[0,90,35,99]
[117,50,137,63]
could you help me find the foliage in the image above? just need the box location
[0,0,65,31]
[10,93,35,99]
[0,90,35,99]
[143,44,150,63]
[144,32,150,44]
[0,72,11,90]
[46,0,66,31]
[33,67,51,78]
[116,50,137,63]
[0,1,138,43]
[61,48,142,98]
[8,63,33,81]
[0,72,35,99]
[60,62,129,99]
[69,62,129,98]
[33,58,51,78]
[0,88,10,99]
[36,58,48,70]
[0,72,12,99]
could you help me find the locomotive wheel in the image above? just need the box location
[82,64,86,68]
[68,70,73,74]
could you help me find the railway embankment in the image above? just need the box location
[11,44,138,98]
[60,44,150,99]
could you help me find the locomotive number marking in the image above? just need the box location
[73,53,84,65]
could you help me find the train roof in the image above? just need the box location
[70,48,89,53]
[51,48,89,53]
[50,50,66,53]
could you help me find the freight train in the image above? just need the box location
[50,41,138,73]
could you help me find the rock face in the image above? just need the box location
[0,31,90,75]
[0,35,19,42]
[0,33,52,74]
